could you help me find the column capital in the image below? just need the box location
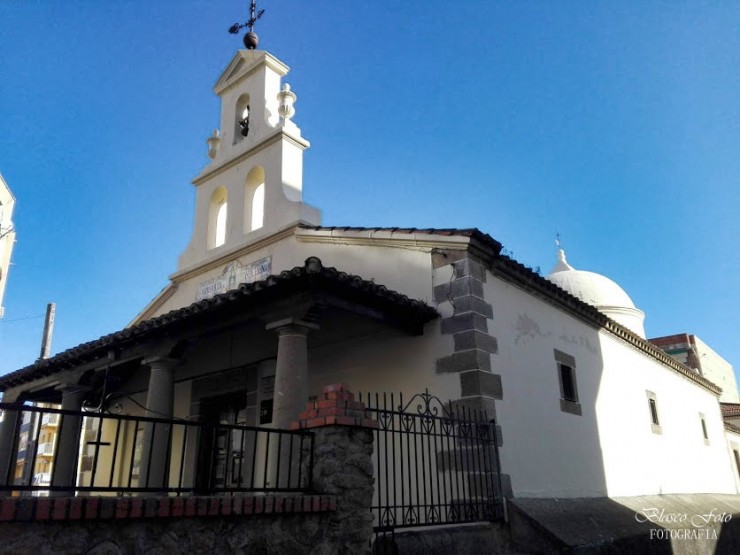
[55,383,91,396]
[141,356,180,370]
[265,317,319,335]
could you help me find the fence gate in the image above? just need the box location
[361,390,505,549]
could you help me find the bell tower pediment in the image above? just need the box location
[214,50,289,96]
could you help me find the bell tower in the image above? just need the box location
[177,43,321,272]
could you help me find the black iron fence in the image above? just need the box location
[361,390,504,543]
[0,403,313,496]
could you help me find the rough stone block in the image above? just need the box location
[436,349,492,374]
[450,397,497,420]
[436,447,495,472]
[433,277,485,303]
[453,258,487,282]
[453,330,498,353]
[432,249,469,269]
[451,296,493,318]
[460,370,503,399]
[441,313,488,335]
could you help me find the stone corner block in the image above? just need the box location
[436,349,492,374]
[460,370,503,400]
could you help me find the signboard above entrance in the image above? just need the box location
[195,257,272,301]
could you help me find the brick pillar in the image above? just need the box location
[291,384,379,555]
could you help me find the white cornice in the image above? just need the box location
[295,228,472,251]
[192,128,309,186]
[169,224,299,283]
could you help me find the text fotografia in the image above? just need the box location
[650,528,718,540]
[635,508,732,541]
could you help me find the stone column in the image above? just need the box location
[266,319,318,430]
[0,395,22,495]
[50,386,87,495]
[138,357,177,492]
[265,319,317,489]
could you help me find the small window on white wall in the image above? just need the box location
[208,186,228,250]
[554,349,581,416]
[700,413,709,445]
[646,391,661,434]
[244,165,265,234]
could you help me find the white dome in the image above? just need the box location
[547,250,646,337]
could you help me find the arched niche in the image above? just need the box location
[234,93,250,144]
[244,166,265,233]
[208,186,228,249]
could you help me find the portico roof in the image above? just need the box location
[0,257,438,392]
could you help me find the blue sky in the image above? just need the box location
[0,1,738,380]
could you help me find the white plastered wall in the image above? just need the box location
[487,274,738,498]
[156,234,437,317]
[724,429,740,492]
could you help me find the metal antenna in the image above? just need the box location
[555,232,562,250]
[228,0,265,49]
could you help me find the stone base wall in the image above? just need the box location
[0,384,378,555]
[0,511,335,555]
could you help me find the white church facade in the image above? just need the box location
[1,46,739,504]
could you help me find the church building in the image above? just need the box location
[1,34,739,509]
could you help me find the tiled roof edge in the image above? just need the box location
[0,257,438,392]
[491,254,722,396]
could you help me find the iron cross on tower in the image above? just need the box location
[229,0,266,50]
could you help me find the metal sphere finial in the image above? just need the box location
[244,31,259,50]
[228,0,265,50]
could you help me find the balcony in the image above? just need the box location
[37,442,55,456]
[32,472,51,486]
[41,413,60,426]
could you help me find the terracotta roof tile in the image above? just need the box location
[0,257,438,392]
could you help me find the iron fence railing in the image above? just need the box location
[0,403,313,496]
[361,390,504,545]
